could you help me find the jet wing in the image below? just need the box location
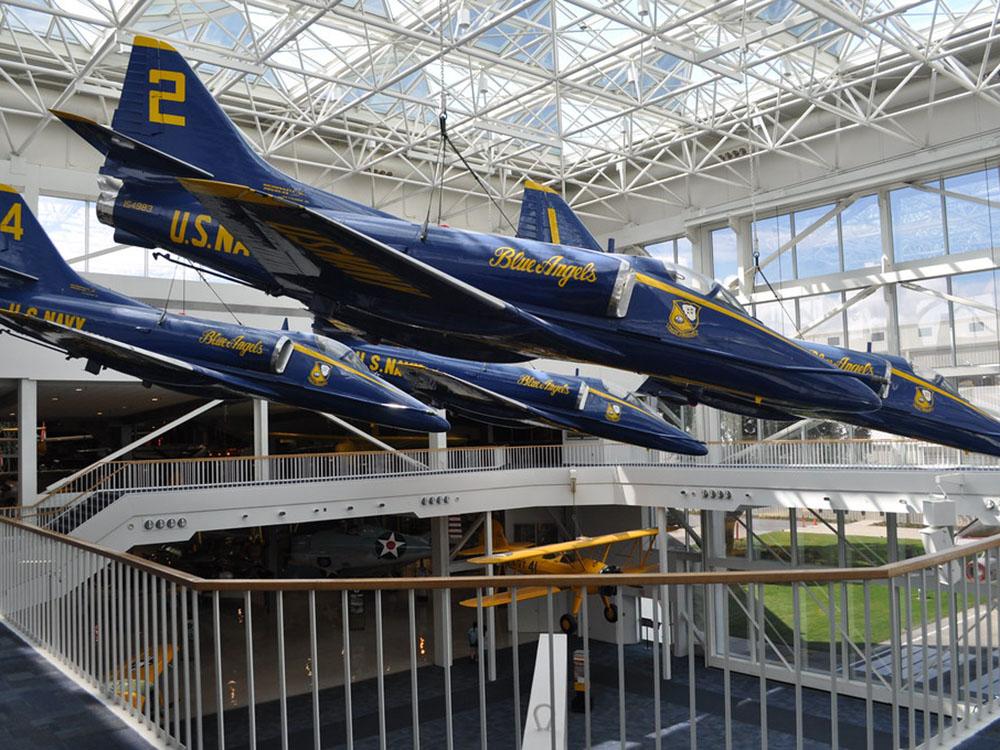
[391,361,565,429]
[459,586,561,608]
[469,528,659,565]
[0,310,223,386]
[178,179,621,358]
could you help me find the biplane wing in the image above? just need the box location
[458,586,561,609]
[457,519,534,558]
[468,528,659,565]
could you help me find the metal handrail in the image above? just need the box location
[24,438,1000,513]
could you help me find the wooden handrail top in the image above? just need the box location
[3,516,998,593]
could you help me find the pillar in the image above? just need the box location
[656,506,671,679]
[253,399,269,481]
[428,409,447,470]
[17,379,36,507]
[431,515,452,667]
[485,510,496,681]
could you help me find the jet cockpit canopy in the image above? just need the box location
[311,333,367,372]
[658,261,747,315]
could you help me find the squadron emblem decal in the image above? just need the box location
[668,300,701,338]
[914,387,935,413]
[375,532,407,559]
[308,361,331,387]
[605,403,622,422]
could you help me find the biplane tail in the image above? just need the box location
[458,518,531,558]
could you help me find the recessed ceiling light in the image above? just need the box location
[96,411,103,416]
[51,396,59,401]
[74,387,82,392]
[151,397,159,402]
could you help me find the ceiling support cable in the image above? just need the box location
[739,0,797,336]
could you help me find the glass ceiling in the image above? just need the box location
[1,0,998,214]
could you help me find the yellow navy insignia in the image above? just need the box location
[914,387,934,413]
[668,300,700,338]
[605,403,621,422]
[308,361,331,387]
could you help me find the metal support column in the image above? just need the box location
[656,506,671,679]
[252,399,269,482]
[485,510,496,682]
[17,379,36,507]
[887,513,899,563]
[431,515,451,668]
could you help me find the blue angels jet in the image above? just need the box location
[55,36,883,421]
[518,180,1000,456]
[331,334,706,454]
[0,187,449,433]
[641,341,1000,457]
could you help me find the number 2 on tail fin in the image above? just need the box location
[148,69,186,126]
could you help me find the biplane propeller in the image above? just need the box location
[459,525,665,635]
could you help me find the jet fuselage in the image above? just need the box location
[345,339,707,455]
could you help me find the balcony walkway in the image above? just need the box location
[0,623,150,750]
[21,439,1000,551]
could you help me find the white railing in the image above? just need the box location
[3,517,1000,750]
[13,438,1000,533]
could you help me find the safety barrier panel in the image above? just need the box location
[2,517,1000,749]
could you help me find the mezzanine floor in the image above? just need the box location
[0,622,150,750]
[7,616,1000,750]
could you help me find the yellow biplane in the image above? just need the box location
[459,525,662,634]
[112,644,175,712]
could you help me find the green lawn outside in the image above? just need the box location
[728,582,977,645]
[725,532,981,645]
[731,531,926,568]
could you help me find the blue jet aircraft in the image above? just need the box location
[332,335,706,454]
[642,341,1000,457]
[55,36,883,421]
[0,187,449,434]
[517,180,1000,456]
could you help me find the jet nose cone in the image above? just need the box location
[809,372,884,414]
[633,428,707,456]
[381,403,450,433]
[423,410,451,433]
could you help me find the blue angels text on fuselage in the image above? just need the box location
[328,332,706,455]
[0,187,448,434]
[55,35,883,424]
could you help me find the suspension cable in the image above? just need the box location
[741,0,797,335]
[191,265,243,326]
[158,262,178,326]
[421,0,518,239]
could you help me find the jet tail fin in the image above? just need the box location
[109,36,271,181]
[0,186,90,294]
[516,180,603,252]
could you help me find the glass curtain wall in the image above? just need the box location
[37,195,219,282]
[677,162,1000,443]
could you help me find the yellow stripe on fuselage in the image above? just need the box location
[891,367,990,419]
[634,272,807,352]
[546,207,561,245]
[588,388,652,417]
[291,343,391,390]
